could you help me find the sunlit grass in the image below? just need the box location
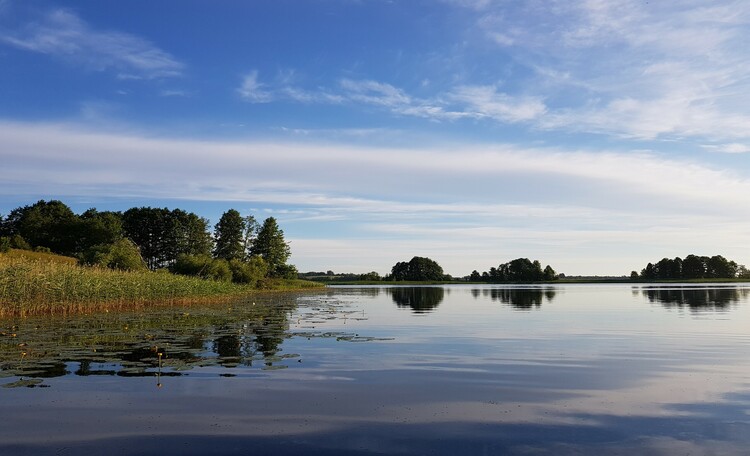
[0,254,323,317]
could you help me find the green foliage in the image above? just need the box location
[0,255,251,316]
[3,200,79,255]
[80,239,147,272]
[77,209,124,252]
[390,256,445,281]
[0,237,10,253]
[123,207,213,269]
[251,217,291,276]
[228,256,268,285]
[274,263,299,280]
[480,258,557,282]
[214,209,246,261]
[637,254,739,279]
[33,246,52,253]
[171,254,232,282]
[1,200,301,283]
[9,234,31,250]
[359,271,381,281]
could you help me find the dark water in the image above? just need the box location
[1,284,749,455]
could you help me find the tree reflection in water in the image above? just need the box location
[388,287,445,313]
[0,297,296,380]
[474,287,557,310]
[641,286,749,310]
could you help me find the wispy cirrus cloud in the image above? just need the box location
[0,9,184,79]
[466,1,750,142]
[238,71,544,124]
[703,143,750,154]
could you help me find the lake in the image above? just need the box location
[1,284,749,455]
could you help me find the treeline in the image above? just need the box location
[632,255,750,280]
[469,258,557,283]
[304,256,559,283]
[0,200,296,286]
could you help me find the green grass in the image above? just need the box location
[0,254,323,317]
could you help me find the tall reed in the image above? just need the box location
[0,256,272,317]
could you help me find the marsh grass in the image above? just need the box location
[0,255,323,317]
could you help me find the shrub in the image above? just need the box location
[80,239,147,271]
[10,235,31,250]
[0,237,10,253]
[172,254,232,282]
[229,256,268,285]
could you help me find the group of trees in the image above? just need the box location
[469,258,557,283]
[388,256,448,281]
[632,255,750,280]
[0,200,295,284]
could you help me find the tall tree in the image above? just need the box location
[214,209,246,261]
[3,200,79,255]
[251,217,291,275]
[242,215,260,258]
[122,207,171,269]
[171,209,213,257]
[77,209,123,252]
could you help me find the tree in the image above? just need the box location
[543,265,557,281]
[172,210,213,258]
[242,215,260,259]
[77,209,123,253]
[641,262,656,280]
[123,207,212,269]
[469,270,482,282]
[251,217,291,276]
[213,209,246,261]
[122,207,171,269]
[707,255,737,278]
[682,255,706,279]
[3,200,79,255]
[390,256,444,281]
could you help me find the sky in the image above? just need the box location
[1,0,750,277]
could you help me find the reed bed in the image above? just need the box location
[0,255,259,317]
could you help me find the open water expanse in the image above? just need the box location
[1,283,749,455]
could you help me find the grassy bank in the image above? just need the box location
[0,253,323,317]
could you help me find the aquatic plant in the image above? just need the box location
[0,255,322,317]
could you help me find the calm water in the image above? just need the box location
[1,284,749,455]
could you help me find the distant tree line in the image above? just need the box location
[632,255,750,280]
[0,200,295,285]
[300,256,559,283]
[469,258,558,283]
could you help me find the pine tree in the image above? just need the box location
[250,217,290,275]
[213,209,246,261]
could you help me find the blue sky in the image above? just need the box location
[2,0,750,276]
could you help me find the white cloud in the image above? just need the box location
[238,74,541,124]
[238,71,273,102]
[0,9,184,79]
[454,1,750,142]
[2,120,750,275]
[448,85,546,122]
[713,143,750,154]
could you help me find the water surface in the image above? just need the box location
[1,284,749,455]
